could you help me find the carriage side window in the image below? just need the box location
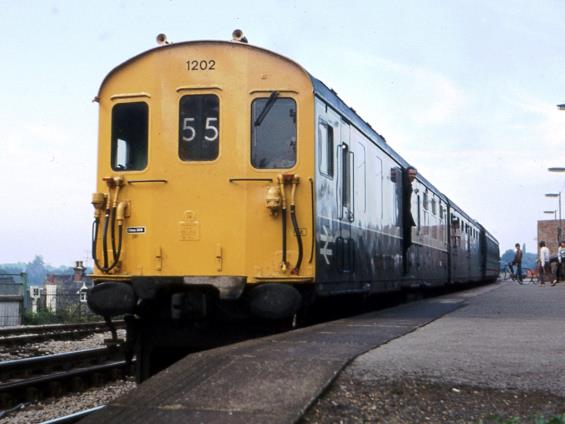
[318,122,334,177]
[252,97,296,169]
[111,102,148,171]
[341,144,352,212]
[356,143,366,213]
[179,94,219,161]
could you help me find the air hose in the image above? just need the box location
[91,177,126,273]
[278,175,287,272]
[92,210,124,273]
[290,175,303,274]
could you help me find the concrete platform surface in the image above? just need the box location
[80,286,498,423]
[348,282,565,395]
[301,281,565,423]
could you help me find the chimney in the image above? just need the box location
[73,260,86,282]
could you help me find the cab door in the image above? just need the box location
[245,93,302,278]
[336,122,354,275]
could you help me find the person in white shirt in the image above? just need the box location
[538,240,551,287]
[555,240,565,286]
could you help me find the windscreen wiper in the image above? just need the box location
[254,91,280,126]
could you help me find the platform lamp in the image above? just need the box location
[546,160,564,240]
[544,205,560,244]
[544,210,557,219]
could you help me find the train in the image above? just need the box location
[87,30,500,381]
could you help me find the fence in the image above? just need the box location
[0,277,24,326]
[1,292,98,326]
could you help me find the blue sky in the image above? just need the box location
[1,0,565,265]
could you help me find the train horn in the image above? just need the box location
[232,29,248,43]
[156,33,170,45]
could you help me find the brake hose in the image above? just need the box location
[278,175,288,272]
[290,176,303,274]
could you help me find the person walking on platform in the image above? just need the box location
[538,241,551,287]
[553,240,565,286]
[512,243,523,282]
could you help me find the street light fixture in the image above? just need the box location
[544,210,557,220]
[548,167,565,172]
[546,192,562,242]
[558,104,565,110]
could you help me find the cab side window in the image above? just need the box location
[111,102,148,171]
[251,97,296,169]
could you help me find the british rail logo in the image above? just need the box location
[127,226,146,234]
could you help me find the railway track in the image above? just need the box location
[0,347,130,408]
[0,321,124,346]
[41,405,106,424]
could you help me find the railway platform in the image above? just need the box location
[81,281,565,423]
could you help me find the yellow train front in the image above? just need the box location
[87,34,316,379]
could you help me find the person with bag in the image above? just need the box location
[539,241,551,287]
[553,240,565,286]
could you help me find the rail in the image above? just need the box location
[0,347,130,408]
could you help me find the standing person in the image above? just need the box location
[402,166,417,275]
[538,241,551,287]
[512,243,523,283]
[553,240,565,286]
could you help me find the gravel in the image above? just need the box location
[1,379,136,423]
[0,330,126,360]
[302,375,565,423]
[0,329,135,423]
[302,283,565,423]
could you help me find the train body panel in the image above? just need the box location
[86,35,500,381]
[94,42,315,285]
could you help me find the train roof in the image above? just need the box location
[98,39,498,237]
[97,40,444,192]
[309,76,448,201]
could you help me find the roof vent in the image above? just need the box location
[156,33,170,46]
[232,29,248,43]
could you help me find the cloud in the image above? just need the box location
[504,93,565,149]
[343,52,468,125]
[0,120,96,266]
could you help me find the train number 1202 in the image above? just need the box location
[186,59,216,71]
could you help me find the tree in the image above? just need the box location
[26,255,47,285]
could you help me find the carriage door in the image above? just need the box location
[336,122,354,274]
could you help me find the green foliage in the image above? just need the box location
[23,306,98,325]
[26,255,47,285]
[0,255,85,285]
[482,414,565,424]
[23,310,64,325]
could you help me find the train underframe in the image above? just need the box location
[88,277,314,382]
[89,272,496,382]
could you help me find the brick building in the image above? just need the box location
[537,220,563,256]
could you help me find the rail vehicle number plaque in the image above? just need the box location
[127,226,146,234]
[186,59,216,71]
